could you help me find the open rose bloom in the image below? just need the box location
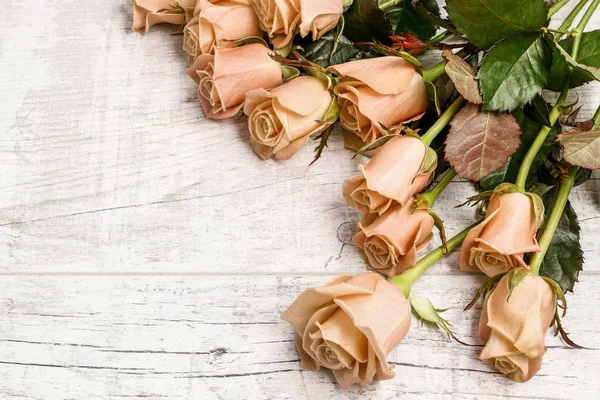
[479,271,557,382]
[186,43,283,119]
[132,0,186,35]
[459,191,542,277]
[342,136,433,214]
[250,0,343,49]
[353,203,434,276]
[281,273,411,388]
[244,76,333,159]
[330,57,428,145]
[183,0,262,63]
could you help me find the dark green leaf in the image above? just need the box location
[539,186,583,293]
[523,95,551,126]
[386,0,441,41]
[303,32,359,67]
[445,0,547,49]
[480,33,551,112]
[546,31,600,91]
[343,0,393,44]
[480,113,559,190]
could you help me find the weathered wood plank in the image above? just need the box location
[0,275,597,399]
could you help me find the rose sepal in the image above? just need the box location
[409,297,472,345]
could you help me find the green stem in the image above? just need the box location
[388,221,481,297]
[515,0,598,190]
[554,0,590,40]
[421,169,457,206]
[593,106,600,128]
[529,167,577,275]
[420,96,466,146]
[549,0,572,17]
[427,30,452,46]
[379,0,400,10]
[422,49,469,82]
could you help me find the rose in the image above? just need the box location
[250,0,343,50]
[132,0,186,35]
[342,136,433,214]
[479,270,557,382]
[459,191,541,277]
[299,0,344,40]
[186,43,283,119]
[281,273,412,388]
[244,76,334,160]
[183,0,262,63]
[330,57,428,145]
[353,202,434,276]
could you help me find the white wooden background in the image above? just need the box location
[0,1,599,399]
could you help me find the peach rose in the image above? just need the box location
[353,202,434,276]
[183,0,262,63]
[459,191,541,277]
[250,0,342,50]
[132,0,186,35]
[186,43,283,119]
[281,273,412,388]
[330,57,428,144]
[342,136,434,214]
[479,271,556,382]
[244,76,333,160]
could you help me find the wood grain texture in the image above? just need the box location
[0,0,599,399]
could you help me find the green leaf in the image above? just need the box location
[343,0,393,44]
[480,33,551,112]
[547,30,600,91]
[539,186,583,293]
[523,95,551,126]
[557,128,600,170]
[445,0,548,49]
[303,33,359,68]
[480,113,559,190]
[386,0,440,41]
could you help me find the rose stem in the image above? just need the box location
[514,0,599,191]
[554,0,590,40]
[427,30,453,46]
[529,107,600,275]
[420,168,457,206]
[549,0,573,17]
[378,0,401,10]
[420,96,466,146]
[388,221,482,297]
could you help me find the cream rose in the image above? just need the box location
[186,43,283,119]
[479,270,557,382]
[244,76,334,160]
[250,0,342,50]
[281,273,412,388]
[330,57,428,145]
[183,0,262,63]
[342,136,433,214]
[353,202,434,276]
[459,191,541,277]
[132,0,186,35]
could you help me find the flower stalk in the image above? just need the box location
[548,0,573,17]
[388,220,481,297]
[515,0,599,191]
[529,106,600,275]
[420,168,457,206]
[420,96,466,146]
[378,0,401,10]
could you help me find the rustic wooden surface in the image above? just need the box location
[0,1,599,399]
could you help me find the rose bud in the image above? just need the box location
[183,0,262,63]
[342,136,434,214]
[250,0,342,50]
[186,43,283,120]
[132,0,186,35]
[459,190,542,277]
[330,57,428,145]
[244,76,334,160]
[281,273,412,388]
[479,270,557,382]
[353,202,434,277]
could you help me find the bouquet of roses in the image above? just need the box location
[133,0,600,389]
